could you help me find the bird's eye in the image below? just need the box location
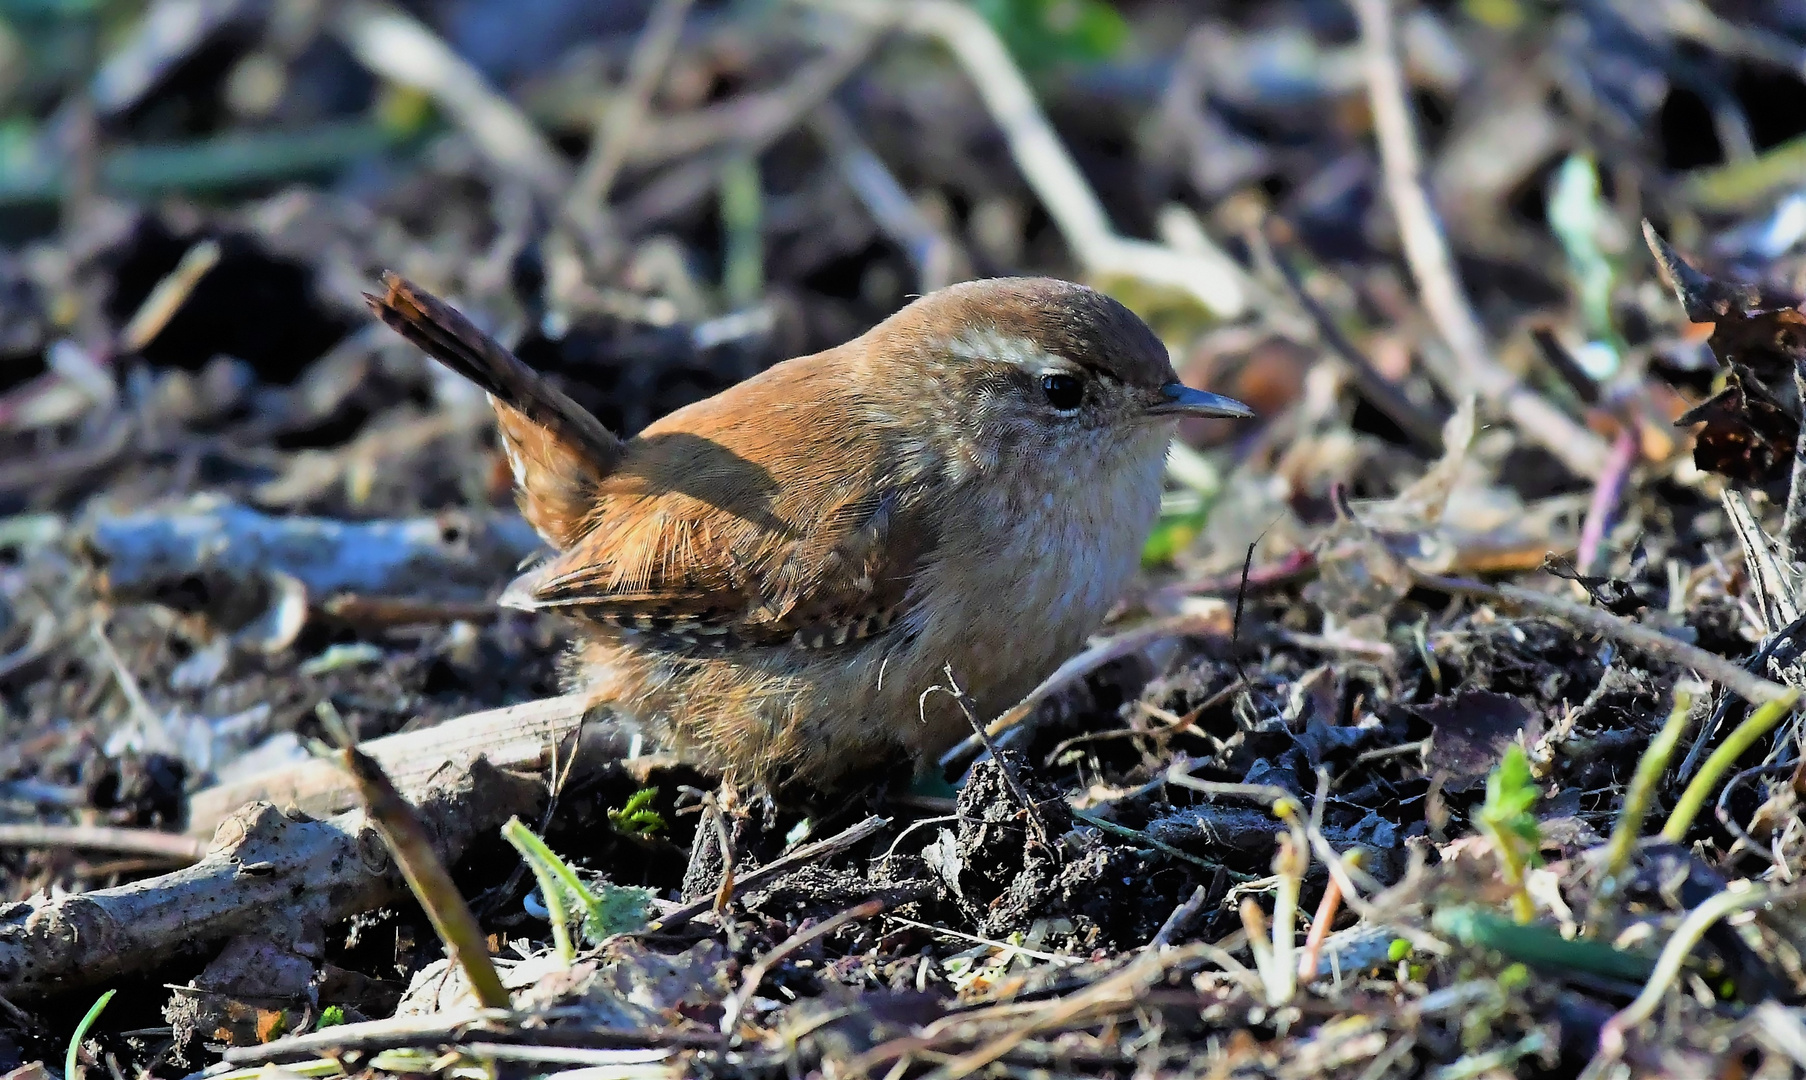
[1040,373,1084,411]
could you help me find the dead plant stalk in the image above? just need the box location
[1352,0,1609,479]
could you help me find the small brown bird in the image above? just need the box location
[368,274,1252,787]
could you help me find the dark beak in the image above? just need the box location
[1147,382,1255,419]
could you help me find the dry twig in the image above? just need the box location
[339,743,510,1009]
[820,0,1248,319]
[1416,571,1793,705]
[719,898,885,1038]
[332,0,568,196]
[0,824,205,863]
[939,608,1231,771]
[565,0,696,251]
[648,814,890,933]
[1352,0,1609,479]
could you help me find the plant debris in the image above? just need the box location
[10,0,1806,1077]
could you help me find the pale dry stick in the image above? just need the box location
[119,239,220,353]
[223,1010,715,1066]
[923,943,1210,1080]
[0,753,549,998]
[719,898,885,1038]
[647,814,889,933]
[886,915,1077,965]
[1265,234,1447,453]
[618,28,881,230]
[1150,884,1210,949]
[814,0,1247,319]
[1351,0,1609,480]
[938,609,1230,770]
[0,823,206,863]
[1596,884,1774,1059]
[1415,571,1793,706]
[811,102,960,292]
[432,1044,675,1069]
[1725,489,1803,631]
[89,619,165,751]
[1267,834,1306,1005]
[565,0,696,245]
[332,0,568,196]
[938,664,1051,851]
[848,944,1249,1078]
[1785,359,1806,564]
[1240,899,1280,1002]
[188,692,604,834]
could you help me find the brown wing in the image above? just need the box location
[499,354,937,648]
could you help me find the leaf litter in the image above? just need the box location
[7,2,1806,1078]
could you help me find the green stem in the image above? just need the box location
[719,153,764,308]
[1602,686,1695,888]
[1477,816,1535,924]
[1662,689,1800,842]
[65,988,115,1080]
[1432,906,1657,982]
[0,119,425,208]
[1599,885,1771,1057]
[501,817,577,966]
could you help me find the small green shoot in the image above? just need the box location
[66,988,115,1080]
[502,817,654,966]
[316,1005,346,1029]
[1547,154,1624,377]
[1145,442,1225,568]
[1663,688,1801,841]
[719,155,763,309]
[973,0,1128,73]
[608,787,666,838]
[1599,685,1695,899]
[1142,500,1207,567]
[1477,745,1541,923]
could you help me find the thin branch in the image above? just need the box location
[332,0,568,197]
[719,898,885,1037]
[937,609,1231,773]
[565,0,696,249]
[938,663,1051,851]
[1150,884,1210,949]
[811,101,962,292]
[1597,885,1775,1059]
[1415,571,1793,706]
[0,824,205,863]
[648,814,889,933]
[1785,358,1806,563]
[1351,0,1609,479]
[619,28,882,230]
[1267,235,1447,453]
[818,0,1248,318]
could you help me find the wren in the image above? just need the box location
[368,274,1252,787]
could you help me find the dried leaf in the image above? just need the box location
[1417,690,1542,789]
[1645,223,1806,483]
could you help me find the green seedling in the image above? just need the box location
[502,817,655,966]
[608,787,667,838]
[974,0,1128,72]
[1477,745,1541,923]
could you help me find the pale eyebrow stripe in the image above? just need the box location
[947,328,1068,371]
